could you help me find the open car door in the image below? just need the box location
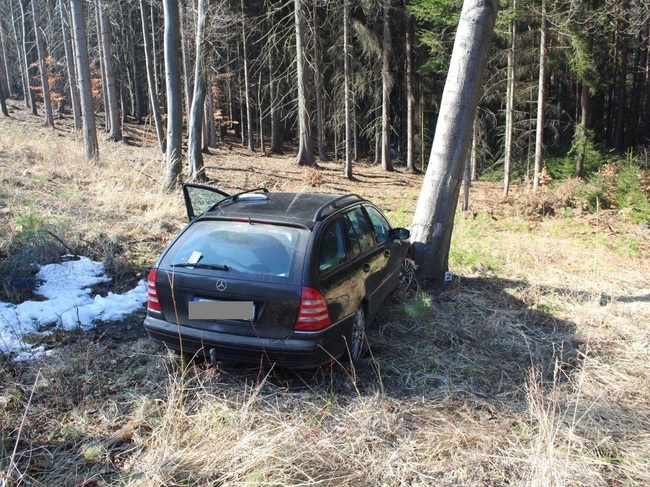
[182,183,230,221]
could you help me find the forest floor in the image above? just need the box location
[1,103,649,486]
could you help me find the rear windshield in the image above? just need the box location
[162,220,306,280]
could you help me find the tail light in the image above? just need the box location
[294,287,332,331]
[147,268,162,312]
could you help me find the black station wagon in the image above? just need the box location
[144,184,412,368]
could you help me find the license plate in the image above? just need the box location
[189,298,255,320]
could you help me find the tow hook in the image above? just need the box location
[209,348,218,366]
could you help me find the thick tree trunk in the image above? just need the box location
[294,0,315,166]
[381,0,393,172]
[98,0,121,141]
[533,0,547,191]
[139,0,165,153]
[31,0,54,127]
[163,0,183,190]
[0,82,8,117]
[0,24,11,99]
[59,0,81,130]
[411,0,498,280]
[188,0,207,182]
[69,0,99,161]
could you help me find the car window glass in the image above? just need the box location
[345,208,375,257]
[164,221,303,279]
[318,220,347,273]
[364,206,391,243]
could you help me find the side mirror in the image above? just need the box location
[392,228,410,240]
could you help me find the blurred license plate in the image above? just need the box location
[189,298,255,320]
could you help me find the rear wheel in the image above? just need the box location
[347,306,366,362]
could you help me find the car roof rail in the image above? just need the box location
[313,194,364,222]
[213,187,269,208]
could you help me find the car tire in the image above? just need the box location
[345,306,366,363]
[398,256,417,293]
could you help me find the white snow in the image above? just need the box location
[0,256,147,361]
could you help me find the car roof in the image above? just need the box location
[200,192,367,229]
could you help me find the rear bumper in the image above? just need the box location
[143,315,351,369]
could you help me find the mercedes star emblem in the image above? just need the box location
[216,279,227,292]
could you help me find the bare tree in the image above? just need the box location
[59,0,81,131]
[381,0,393,171]
[139,0,165,153]
[411,0,498,280]
[97,0,121,141]
[31,0,53,126]
[503,0,516,196]
[294,0,315,166]
[69,0,99,161]
[163,0,183,190]
[188,0,208,181]
[533,0,547,190]
[344,0,352,178]
[20,0,38,115]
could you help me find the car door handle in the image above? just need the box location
[383,250,391,258]
[362,263,371,273]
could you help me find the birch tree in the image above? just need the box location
[532,0,547,190]
[294,0,315,166]
[411,0,498,280]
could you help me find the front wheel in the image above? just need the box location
[346,306,366,363]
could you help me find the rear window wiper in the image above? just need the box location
[170,263,229,271]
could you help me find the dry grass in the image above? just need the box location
[1,105,649,486]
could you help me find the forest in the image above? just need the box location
[0,0,648,190]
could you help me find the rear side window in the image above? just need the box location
[345,208,375,257]
[163,220,304,279]
[318,220,347,273]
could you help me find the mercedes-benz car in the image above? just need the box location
[144,184,412,368]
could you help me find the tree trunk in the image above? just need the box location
[0,23,11,99]
[69,0,99,161]
[313,4,329,162]
[31,0,54,126]
[180,3,193,122]
[294,0,315,166]
[533,0,547,191]
[139,0,165,153]
[59,0,81,130]
[381,0,393,172]
[503,0,516,197]
[344,0,352,179]
[241,0,254,151]
[163,0,183,190]
[614,4,629,153]
[0,81,8,117]
[411,0,498,280]
[98,0,121,141]
[188,0,207,182]
[575,84,589,178]
[405,7,416,173]
[269,38,282,154]
[20,0,38,115]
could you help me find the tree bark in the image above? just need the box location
[163,0,183,190]
[381,0,393,172]
[98,0,121,141]
[411,0,498,280]
[344,0,352,179]
[188,0,207,182]
[294,0,315,166]
[241,0,254,151]
[59,0,81,130]
[313,4,329,162]
[31,0,54,126]
[533,0,547,191]
[269,37,282,154]
[139,0,165,153]
[503,0,516,197]
[406,7,416,174]
[69,0,99,161]
[20,0,38,115]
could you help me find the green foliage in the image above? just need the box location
[401,292,433,323]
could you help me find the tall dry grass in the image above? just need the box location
[1,110,649,486]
